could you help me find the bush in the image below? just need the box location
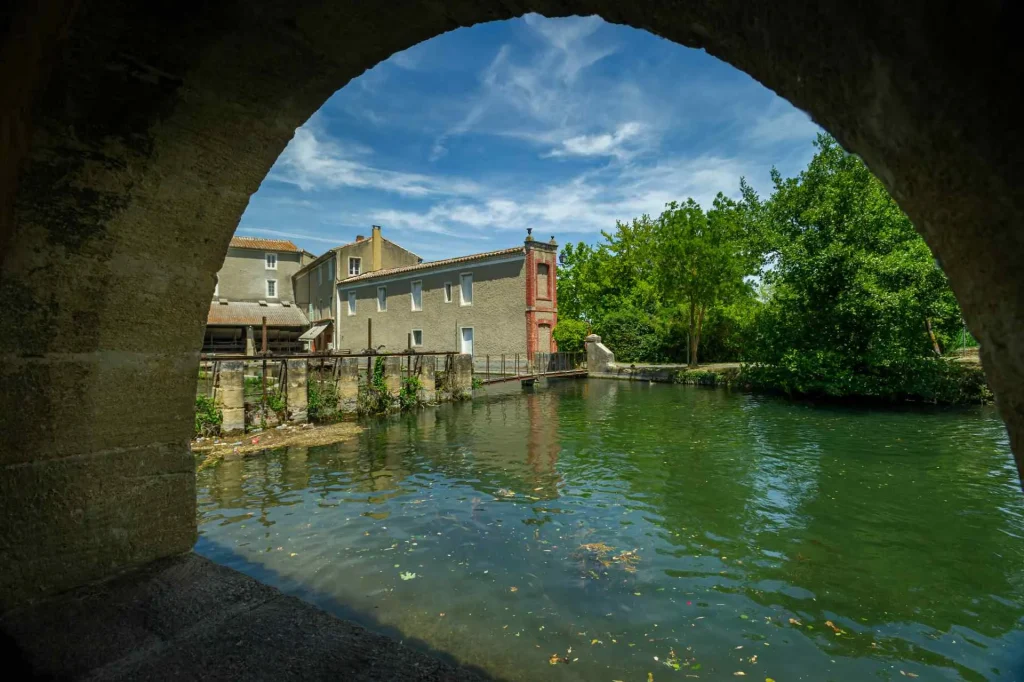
[194,394,222,437]
[553,319,589,354]
[398,375,425,410]
[739,356,991,405]
[359,357,395,415]
[594,309,664,363]
[307,377,339,423]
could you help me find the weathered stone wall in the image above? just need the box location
[585,334,616,374]
[2,0,1023,608]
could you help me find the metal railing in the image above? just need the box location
[477,352,585,383]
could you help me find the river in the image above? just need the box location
[196,379,1024,681]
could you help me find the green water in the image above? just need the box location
[196,380,1024,681]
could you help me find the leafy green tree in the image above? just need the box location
[552,318,589,354]
[653,195,756,366]
[747,134,963,399]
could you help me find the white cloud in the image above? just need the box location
[547,121,648,160]
[364,153,756,242]
[746,101,821,146]
[270,127,480,198]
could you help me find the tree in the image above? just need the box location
[747,134,963,398]
[653,196,754,367]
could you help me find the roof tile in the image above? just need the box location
[229,236,299,252]
[207,301,310,327]
[342,246,525,283]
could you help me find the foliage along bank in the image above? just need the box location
[555,134,989,404]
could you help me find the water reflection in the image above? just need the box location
[198,380,1024,681]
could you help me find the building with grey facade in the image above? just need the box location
[203,237,313,353]
[336,233,559,361]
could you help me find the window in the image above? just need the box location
[265,253,277,270]
[537,262,550,299]
[347,291,356,316]
[327,258,334,281]
[308,302,313,318]
[460,273,473,306]
[317,264,322,285]
[377,286,387,312]
[266,279,277,298]
[349,257,361,276]
[411,280,422,311]
[411,329,423,347]
[444,281,452,303]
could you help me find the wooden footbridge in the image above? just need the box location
[477,352,587,386]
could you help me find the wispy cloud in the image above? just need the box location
[270,126,480,198]
[241,228,346,245]
[745,101,820,146]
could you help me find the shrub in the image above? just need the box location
[194,394,222,437]
[307,377,339,423]
[553,319,589,354]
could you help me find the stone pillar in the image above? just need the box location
[286,359,307,422]
[417,355,436,403]
[383,356,403,395]
[335,357,359,414]
[218,361,245,434]
[245,326,256,356]
[452,354,474,397]
[585,334,615,374]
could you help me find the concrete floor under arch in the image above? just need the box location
[2,1,1023,677]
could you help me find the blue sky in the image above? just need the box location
[238,14,822,260]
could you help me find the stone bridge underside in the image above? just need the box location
[1,0,1022,614]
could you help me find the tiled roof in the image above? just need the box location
[207,301,310,327]
[229,236,300,252]
[342,246,525,283]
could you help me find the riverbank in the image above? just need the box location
[193,421,363,470]
[589,359,991,405]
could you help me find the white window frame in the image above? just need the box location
[265,252,277,270]
[376,286,387,312]
[459,272,473,307]
[459,326,474,355]
[443,281,452,303]
[347,291,356,316]
[410,280,423,312]
[349,257,362,276]
[266,279,278,298]
[411,329,423,347]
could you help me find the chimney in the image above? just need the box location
[356,235,366,242]
[371,225,383,271]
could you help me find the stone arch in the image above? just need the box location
[2,1,1022,606]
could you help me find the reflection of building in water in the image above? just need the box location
[525,390,560,484]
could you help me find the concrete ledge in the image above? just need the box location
[1,553,493,681]
[590,363,742,385]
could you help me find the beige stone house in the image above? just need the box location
[335,233,559,362]
[204,237,314,353]
[292,225,421,350]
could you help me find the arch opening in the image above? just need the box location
[2,0,1022,618]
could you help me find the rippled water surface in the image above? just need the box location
[197,380,1024,681]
